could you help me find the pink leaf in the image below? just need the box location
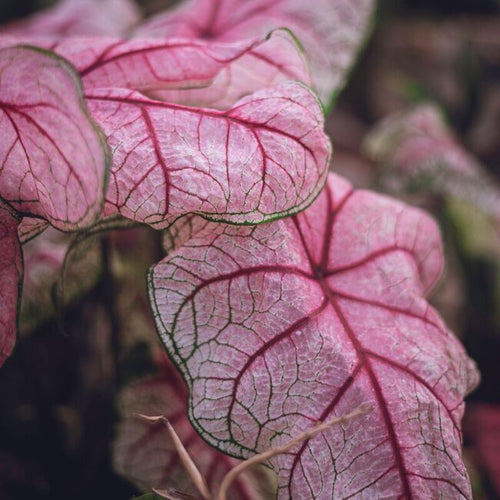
[135,0,375,107]
[0,29,310,109]
[1,0,140,37]
[0,46,109,230]
[86,81,330,227]
[149,173,480,498]
[113,352,274,499]
[0,202,21,366]
[364,103,500,219]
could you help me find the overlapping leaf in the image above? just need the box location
[0,33,325,227]
[0,45,109,230]
[17,217,49,243]
[149,172,479,498]
[0,202,21,366]
[0,29,310,109]
[19,226,102,333]
[86,81,330,227]
[113,352,274,498]
[1,0,140,37]
[135,0,375,108]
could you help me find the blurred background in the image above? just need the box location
[0,0,499,498]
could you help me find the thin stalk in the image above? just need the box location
[217,403,372,500]
[137,414,213,500]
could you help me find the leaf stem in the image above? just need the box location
[217,403,372,500]
[136,414,213,500]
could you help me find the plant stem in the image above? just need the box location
[217,404,373,500]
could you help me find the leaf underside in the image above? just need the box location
[149,172,479,499]
[86,81,330,227]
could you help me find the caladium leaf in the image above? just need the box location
[113,351,274,499]
[364,103,500,220]
[1,0,140,37]
[86,81,330,227]
[149,172,480,498]
[0,202,22,366]
[135,0,375,108]
[0,45,109,231]
[0,29,310,110]
[77,30,309,109]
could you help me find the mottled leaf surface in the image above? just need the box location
[365,103,500,219]
[1,0,140,37]
[86,81,330,227]
[0,46,108,230]
[0,202,21,366]
[0,30,309,110]
[135,0,375,107]
[78,30,309,109]
[149,173,479,498]
[113,352,274,499]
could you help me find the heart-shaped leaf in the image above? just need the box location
[0,45,109,230]
[0,29,309,110]
[113,351,274,499]
[0,202,21,366]
[149,172,479,498]
[1,0,140,37]
[136,0,375,108]
[86,81,330,227]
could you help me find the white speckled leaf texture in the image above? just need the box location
[0,46,108,230]
[136,0,375,107]
[149,173,479,499]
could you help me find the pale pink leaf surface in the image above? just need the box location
[1,0,140,37]
[86,81,330,227]
[0,202,21,366]
[0,46,109,230]
[135,0,375,107]
[149,173,480,498]
[0,29,310,110]
[113,352,273,499]
[364,103,500,219]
